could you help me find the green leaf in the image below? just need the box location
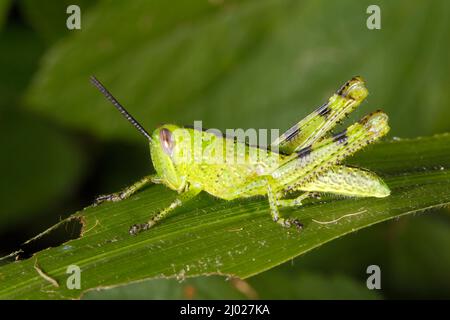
[0,134,449,299]
[24,0,450,141]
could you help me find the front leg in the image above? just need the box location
[95,174,162,205]
[129,184,202,235]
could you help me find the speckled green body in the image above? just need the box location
[150,125,284,199]
[150,77,390,203]
[97,76,391,234]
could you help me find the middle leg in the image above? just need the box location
[266,180,304,230]
[277,192,315,207]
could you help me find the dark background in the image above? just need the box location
[1,0,449,299]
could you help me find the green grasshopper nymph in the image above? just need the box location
[90,76,390,236]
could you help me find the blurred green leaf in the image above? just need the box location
[387,215,450,298]
[0,134,449,299]
[248,270,381,299]
[263,221,392,283]
[0,110,86,232]
[93,142,152,195]
[83,276,248,300]
[19,0,95,44]
[0,0,10,30]
[85,270,380,300]
[0,24,44,109]
[252,212,450,299]
[24,0,450,141]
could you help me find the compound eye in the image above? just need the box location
[160,128,175,156]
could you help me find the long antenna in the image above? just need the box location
[90,76,152,142]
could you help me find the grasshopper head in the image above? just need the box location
[150,124,185,191]
[89,77,187,192]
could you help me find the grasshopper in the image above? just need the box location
[91,76,390,235]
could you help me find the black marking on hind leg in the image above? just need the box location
[337,76,363,98]
[332,129,348,144]
[297,145,312,158]
[284,126,301,142]
[337,80,350,97]
[316,102,331,118]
